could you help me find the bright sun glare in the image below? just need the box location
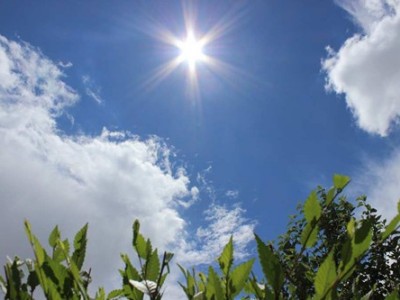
[177,32,205,70]
[140,3,246,100]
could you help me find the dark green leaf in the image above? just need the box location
[72,223,88,270]
[255,234,284,294]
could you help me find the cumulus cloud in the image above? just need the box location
[323,0,400,136]
[0,34,255,298]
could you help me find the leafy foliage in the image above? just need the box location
[1,174,399,299]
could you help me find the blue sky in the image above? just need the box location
[1,0,400,298]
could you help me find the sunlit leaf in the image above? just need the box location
[333,174,351,191]
[230,259,255,298]
[218,236,234,276]
[314,251,337,297]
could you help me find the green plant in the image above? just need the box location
[1,174,399,299]
[248,174,400,300]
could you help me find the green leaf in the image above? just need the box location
[255,234,284,294]
[145,249,160,281]
[208,266,224,300]
[134,233,148,259]
[72,223,88,270]
[333,174,351,191]
[218,236,234,276]
[381,214,400,241]
[107,289,124,299]
[120,254,141,280]
[300,222,319,248]
[314,251,337,297]
[304,191,321,223]
[48,226,60,248]
[229,259,255,298]
[353,220,373,258]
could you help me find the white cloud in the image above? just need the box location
[176,204,256,266]
[352,149,400,220]
[323,0,400,136]
[0,34,255,298]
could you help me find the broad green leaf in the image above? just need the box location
[229,259,255,298]
[134,233,148,259]
[255,234,284,294]
[218,236,234,276]
[304,191,321,223]
[314,251,337,297]
[300,222,319,248]
[333,174,351,191]
[381,214,400,240]
[208,266,224,300]
[53,239,70,262]
[48,226,60,248]
[72,223,88,270]
[145,249,160,281]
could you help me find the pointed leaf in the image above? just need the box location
[48,226,60,248]
[145,249,160,281]
[72,223,88,270]
[208,266,224,300]
[255,234,284,294]
[218,236,234,276]
[134,233,147,259]
[229,259,255,298]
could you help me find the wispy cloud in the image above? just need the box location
[323,0,400,136]
[0,34,256,298]
[225,189,239,199]
[176,203,256,266]
[82,74,103,104]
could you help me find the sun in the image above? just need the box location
[177,32,205,71]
